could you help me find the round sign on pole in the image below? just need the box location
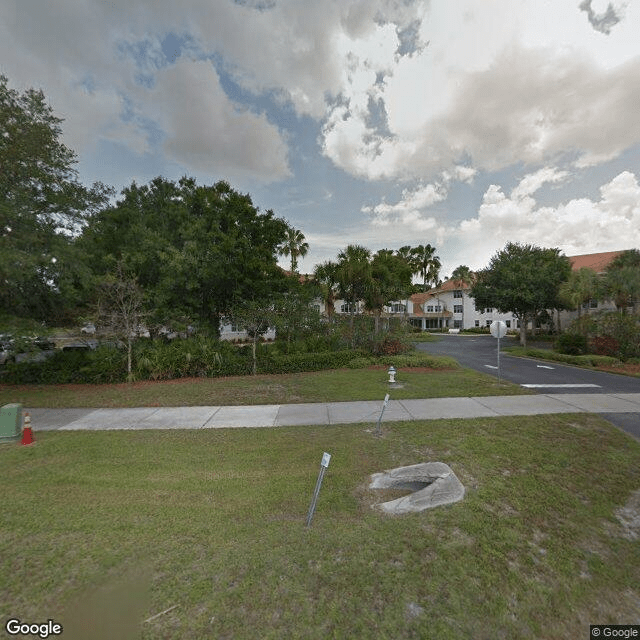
[490,320,507,339]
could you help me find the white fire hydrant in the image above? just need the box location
[388,366,397,383]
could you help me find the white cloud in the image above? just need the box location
[144,59,290,182]
[3,0,639,186]
[452,170,640,269]
[362,165,476,226]
[352,168,640,277]
[319,1,640,180]
[510,166,569,200]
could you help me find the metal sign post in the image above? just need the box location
[375,394,390,436]
[490,321,507,385]
[306,452,331,527]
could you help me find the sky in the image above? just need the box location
[2,0,640,279]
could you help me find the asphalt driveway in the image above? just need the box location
[415,334,640,436]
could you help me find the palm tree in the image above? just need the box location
[313,260,339,319]
[450,265,474,330]
[365,250,413,333]
[604,249,640,313]
[278,226,309,274]
[336,244,372,326]
[559,268,600,318]
[451,265,474,286]
[411,244,441,291]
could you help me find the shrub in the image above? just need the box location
[565,311,640,361]
[556,333,587,355]
[345,356,376,369]
[3,346,127,384]
[377,353,459,369]
[134,338,251,379]
[590,335,620,358]
[257,350,365,375]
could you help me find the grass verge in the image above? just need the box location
[1,414,638,639]
[504,347,640,377]
[0,366,530,408]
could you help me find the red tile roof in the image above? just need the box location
[569,250,625,273]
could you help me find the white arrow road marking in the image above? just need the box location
[484,365,498,369]
[537,365,554,369]
[521,384,601,388]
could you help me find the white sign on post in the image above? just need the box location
[490,320,507,384]
[307,452,332,527]
[490,320,507,338]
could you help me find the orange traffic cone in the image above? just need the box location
[21,412,35,446]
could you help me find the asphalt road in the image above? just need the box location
[416,334,640,393]
[415,334,640,435]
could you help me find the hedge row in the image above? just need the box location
[2,347,128,384]
[255,350,366,375]
[1,342,461,384]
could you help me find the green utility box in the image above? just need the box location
[0,403,22,443]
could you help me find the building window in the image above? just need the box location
[453,290,463,298]
[454,305,463,313]
[389,303,406,313]
[454,320,462,328]
[475,320,480,327]
[485,308,492,313]
[340,302,356,314]
[434,305,442,312]
[486,320,491,327]
[505,320,511,328]
[426,305,434,312]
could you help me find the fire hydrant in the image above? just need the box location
[388,366,397,383]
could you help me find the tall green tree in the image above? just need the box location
[278,226,309,274]
[80,177,289,334]
[604,249,640,313]
[312,260,340,319]
[335,245,372,324]
[558,267,601,318]
[451,265,474,286]
[411,244,441,291]
[364,250,413,332]
[0,75,110,321]
[471,242,571,346]
[272,278,323,352]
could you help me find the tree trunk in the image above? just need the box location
[519,315,527,348]
[251,336,257,375]
[127,337,133,382]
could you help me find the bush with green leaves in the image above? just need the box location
[3,346,127,384]
[134,337,249,380]
[566,311,640,360]
[257,349,364,374]
[556,333,588,355]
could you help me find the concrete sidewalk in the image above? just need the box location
[26,393,640,431]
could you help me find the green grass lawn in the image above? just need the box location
[2,414,639,639]
[0,366,531,408]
